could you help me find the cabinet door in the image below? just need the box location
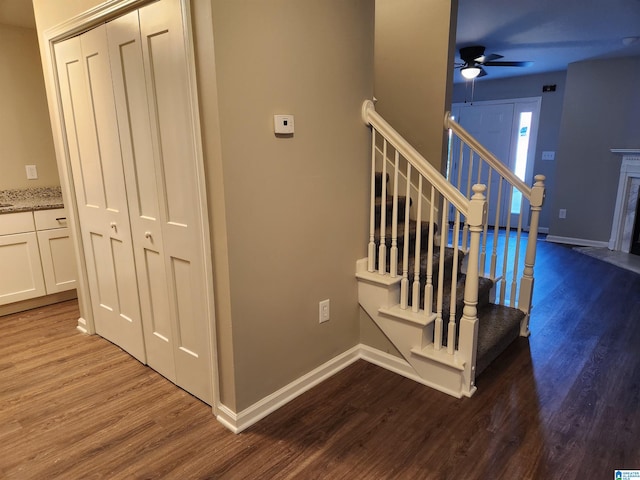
[55,27,146,362]
[37,228,77,294]
[0,232,46,305]
[107,0,213,404]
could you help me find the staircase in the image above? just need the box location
[356,100,545,398]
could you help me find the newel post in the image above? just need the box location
[459,184,486,397]
[518,175,546,336]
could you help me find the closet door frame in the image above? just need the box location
[40,0,219,414]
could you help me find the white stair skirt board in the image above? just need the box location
[216,344,446,434]
[355,257,474,399]
[545,235,609,248]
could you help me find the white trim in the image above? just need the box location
[545,235,609,248]
[608,151,640,252]
[538,227,549,234]
[217,346,362,434]
[216,344,451,434]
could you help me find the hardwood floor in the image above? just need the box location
[1,240,639,479]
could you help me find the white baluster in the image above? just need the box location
[462,151,473,251]
[480,168,492,276]
[390,151,400,277]
[368,129,377,272]
[510,198,524,307]
[499,184,513,305]
[424,185,435,315]
[400,164,412,309]
[490,178,503,281]
[448,210,461,355]
[457,143,464,191]
[412,176,423,313]
[378,139,388,275]
[434,198,448,350]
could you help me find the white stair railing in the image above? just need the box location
[362,100,486,392]
[444,112,545,335]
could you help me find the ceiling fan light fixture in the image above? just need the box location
[461,65,481,79]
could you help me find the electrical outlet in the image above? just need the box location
[559,209,567,219]
[25,165,38,180]
[319,299,330,323]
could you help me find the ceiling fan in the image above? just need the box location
[456,45,533,79]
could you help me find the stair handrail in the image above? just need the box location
[444,112,532,200]
[362,100,470,214]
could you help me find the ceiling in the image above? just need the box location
[2,0,640,83]
[455,0,640,82]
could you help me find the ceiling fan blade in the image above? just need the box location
[478,53,503,63]
[477,67,488,77]
[484,61,533,67]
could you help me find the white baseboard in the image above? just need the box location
[217,346,362,434]
[545,235,609,248]
[538,227,549,234]
[216,344,423,434]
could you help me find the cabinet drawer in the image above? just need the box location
[0,211,35,235]
[34,208,68,230]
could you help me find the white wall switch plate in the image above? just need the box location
[25,165,38,180]
[274,114,294,135]
[541,151,555,161]
[319,299,330,323]
[559,208,567,219]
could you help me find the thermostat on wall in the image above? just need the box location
[274,114,294,135]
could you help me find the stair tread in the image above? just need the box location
[476,303,524,375]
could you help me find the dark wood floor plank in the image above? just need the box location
[1,240,639,479]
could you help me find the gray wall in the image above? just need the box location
[451,71,567,231]
[549,56,640,243]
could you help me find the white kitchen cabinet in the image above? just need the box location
[0,208,77,307]
[35,209,77,294]
[0,212,46,305]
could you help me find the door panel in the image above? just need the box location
[107,0,212,404]
[106,10,176,382]
[55,29,145,362]
[140,0,212,403]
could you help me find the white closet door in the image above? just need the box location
[107,0,213,404]
[55,28,146,362]
[139,0,212,404]
[106,11,176,384]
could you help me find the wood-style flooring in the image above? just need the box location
[1,240,639,479]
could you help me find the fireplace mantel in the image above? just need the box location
[609,149,640,252]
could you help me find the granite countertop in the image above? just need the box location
[0,187,64,214]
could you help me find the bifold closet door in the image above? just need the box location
[106,0,213,404]
[55,26,146,362]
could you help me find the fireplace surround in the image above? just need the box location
[609,149,640,253]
